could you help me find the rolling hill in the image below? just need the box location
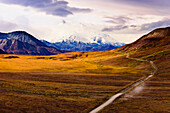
[103,27,170,113]
[118,27,170,52]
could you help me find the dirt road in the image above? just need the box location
[89,54,157,113]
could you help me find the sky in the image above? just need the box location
[0,0,170,43]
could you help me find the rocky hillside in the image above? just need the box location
[0,49,6,54]
[0,31,63,55]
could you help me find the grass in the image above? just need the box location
[100,45,170,113]
[100,76,170,113]
[0,51,148,112]
[0,47,169,112]
[0,52,137,74]
[142,50,170,60]
[0,72,143,112]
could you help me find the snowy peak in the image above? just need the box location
[61,34,119,44]
[42,34,125,52]
[0,31,63,55]
[62,35,87,43]
[91,34,117,44]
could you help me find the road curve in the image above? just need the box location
[89,53,157,113]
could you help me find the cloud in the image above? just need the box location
[105,16,132,25]
[0,0,92,17]
[0,20,17,31]
[118,0,170,7]
[140,18,170,31]
[102,19,170,33]
[116,0,170,15]
[102,25,128,32]
[130,25,137,28]
[102,16,131,32]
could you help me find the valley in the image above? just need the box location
[0,0,169,112]
[0,51,146,112]
[0,27,169,112]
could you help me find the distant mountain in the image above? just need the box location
[65,34,118,44]
[118,27,170,52]
[42,35,124,52]
[0,31,63,55]
[90,34,118,44]
[0,49,6,54]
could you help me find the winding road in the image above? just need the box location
[89,53,158,113]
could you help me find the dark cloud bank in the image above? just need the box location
[0,0,92,17]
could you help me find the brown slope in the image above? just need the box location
[118,27,170,52]
[101,27,170,113]
[115,27,170,76]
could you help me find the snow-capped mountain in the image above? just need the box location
[90,34,117,44]
[0,31,63,55]
[42,34,125,52]
[62,34,119,44]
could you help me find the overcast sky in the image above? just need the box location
[0,0,169,43]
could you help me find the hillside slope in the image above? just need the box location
[118,27,170,52]
[103,27,170,113]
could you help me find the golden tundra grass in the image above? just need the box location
[0,51,150,112]
[0,52,136,74]
[100,49,170,113]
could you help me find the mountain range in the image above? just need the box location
[0,31,63,55]
[1,26,168,55]
[42,35,124,52]
[0,31,124,55]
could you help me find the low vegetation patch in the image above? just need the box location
[4,56,19,59]
[142,50,169,60]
